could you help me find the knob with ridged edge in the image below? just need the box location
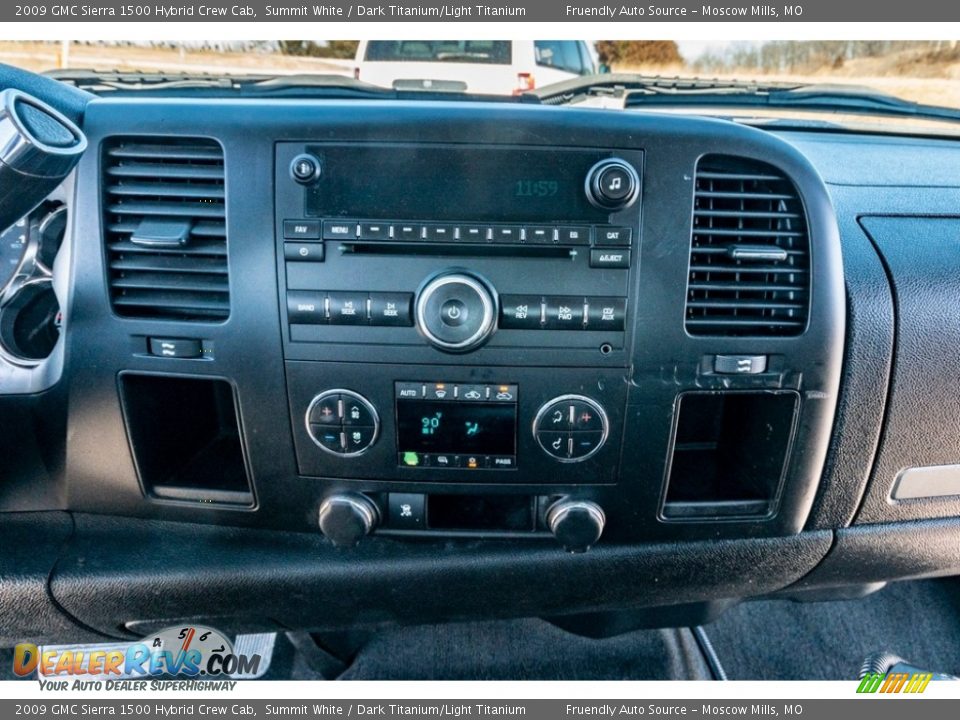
[546,499,605,553]
[318,494,380,547]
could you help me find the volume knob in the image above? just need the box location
[318,494,380,547]
[547,499,605,553]
[415,271,497,353]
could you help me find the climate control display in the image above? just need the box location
[395,381,518,470]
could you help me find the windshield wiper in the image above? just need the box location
[47,69,540,103]
[531,74,960,123]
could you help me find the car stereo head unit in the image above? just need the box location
[275,141,642,368]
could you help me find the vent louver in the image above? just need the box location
[685,155,810,337]
[103,137,229,321]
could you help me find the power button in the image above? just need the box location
[291,153,321,184]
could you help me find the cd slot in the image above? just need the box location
[337,242,576,260]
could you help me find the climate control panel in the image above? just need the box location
[286,362,627,486]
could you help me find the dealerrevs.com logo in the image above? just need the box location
[12,625,262,690]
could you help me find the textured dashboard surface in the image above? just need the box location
[855,216,960,523]
[48,514,832,638]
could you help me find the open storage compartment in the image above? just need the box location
[661,390,798,520]
[119,373,254,506]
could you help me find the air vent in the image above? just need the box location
[103,137,228,321]
[685,155,809,336]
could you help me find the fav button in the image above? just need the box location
[283,219,321,239]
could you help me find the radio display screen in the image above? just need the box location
[305,145,613,223]
[396,399,517,457]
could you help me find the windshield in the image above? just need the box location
[4,39,960,133]
[364,40,512,64]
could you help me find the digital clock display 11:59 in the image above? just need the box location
[396,400,517,457]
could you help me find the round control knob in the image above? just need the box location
[415,271,497,353]
[319,494,380,547]
[290,153,321,184]
[533,394,609,463]
[547,499,606,553]
[305,389,379,457]
[585,158,640,211]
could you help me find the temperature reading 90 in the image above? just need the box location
[514,180,559,198]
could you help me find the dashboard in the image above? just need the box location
[2,82,960,644]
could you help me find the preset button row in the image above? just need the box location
[318,219,632,247]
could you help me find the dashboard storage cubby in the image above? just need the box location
[119,374,253,506]
[662,391,799,520]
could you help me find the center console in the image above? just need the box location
[60,102,842,558]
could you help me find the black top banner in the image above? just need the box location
[2,0,952,22]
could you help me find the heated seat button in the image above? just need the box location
[287,292,327,324]
[344,426,376,453]
[388,493,426,530]
[500,295,542,329]
[342,398,375,426]
[309,394,341,425]
[369,292,413,327]
[328,292,368,325]
[585,297,627,330]
[570,432,604,460]
[544,296,586,329]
